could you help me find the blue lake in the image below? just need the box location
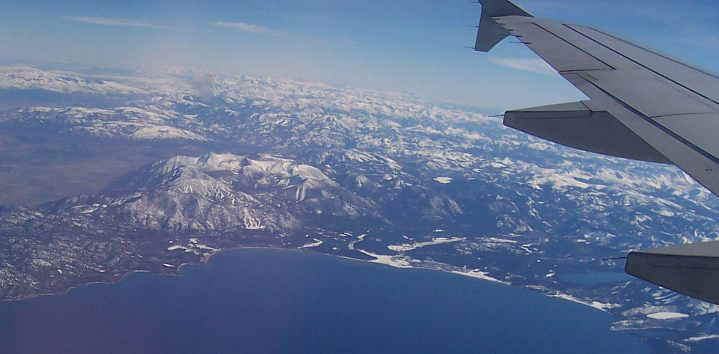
[559,272,632,286]
[0,248,648,354]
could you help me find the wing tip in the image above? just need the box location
[474,0,532,52]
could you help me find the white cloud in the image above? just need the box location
[65,16,171,30]
[213,21,280,35]
[489,57,556,75]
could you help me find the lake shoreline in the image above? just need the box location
[4,244,620,316]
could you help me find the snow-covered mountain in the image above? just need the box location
[0,66,145,95]
[102,152,378,232]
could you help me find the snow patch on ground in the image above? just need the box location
[550,293,621,312]
[132,125,208,141]
[352,235,506,283]
[433,177,453,184]
[484,237,518,244]
[647,312,690,320]
[387,237,465,252]
[356,248,413,269]
[300,239,323,248]
[684,334,719,342]
[451,269,508,285]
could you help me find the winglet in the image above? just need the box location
[474,0,532,52]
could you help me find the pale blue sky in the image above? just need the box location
[1,0,717,111]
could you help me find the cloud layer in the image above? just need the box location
[213,21,280,35]
[488,57,556,75]
[64,16,172,30]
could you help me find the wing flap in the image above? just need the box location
[627,241,719,304]
[562,72,719,195]
[574,70,715,117]
[504,101,670,163]
[655,114,719,162]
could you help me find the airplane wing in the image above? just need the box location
[474,0,719,304]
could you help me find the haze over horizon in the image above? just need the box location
[1,0,718,111]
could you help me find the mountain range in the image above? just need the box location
[1,65,718,353]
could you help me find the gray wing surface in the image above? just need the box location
[474,0,719,303]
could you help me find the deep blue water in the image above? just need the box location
[0,249,649,354]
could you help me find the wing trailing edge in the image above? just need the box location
[627,241,719,305]
[504,101,671,163]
